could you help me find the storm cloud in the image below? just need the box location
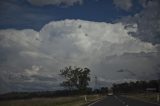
[0,19,159,93]
[119,0,160,44]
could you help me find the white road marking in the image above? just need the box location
[88,97,106,106]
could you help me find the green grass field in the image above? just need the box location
[0,95,103,106]
[126,93,160,104]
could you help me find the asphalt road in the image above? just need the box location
[89,95,160,106]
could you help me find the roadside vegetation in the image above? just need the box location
[112,80,160,104]
[1,66,159,105]
[126,93,160,104]
[0,94,103,106]
[0,66,107,106]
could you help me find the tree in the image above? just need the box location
[60,66,90,91]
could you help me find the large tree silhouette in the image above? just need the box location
[60,66,90,91]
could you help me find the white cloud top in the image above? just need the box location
[40,20,155,55]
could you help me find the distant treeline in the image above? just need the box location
[112,80,160,94]
[0,87,108,100]
[1,79,159,100]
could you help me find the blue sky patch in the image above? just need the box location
[0,0,143,30]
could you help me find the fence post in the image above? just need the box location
[157,93,160,103]
[84,95,87,102]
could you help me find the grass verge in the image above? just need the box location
[0,94,103,106]
[126,93,160,104]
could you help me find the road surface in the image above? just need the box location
[89,95,160,106]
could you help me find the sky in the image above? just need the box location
[0,0,160,94]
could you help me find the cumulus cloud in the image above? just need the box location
[0,19,159,93]
[27,0,84,6]
[0,29,40,48]
[119,0,160,44]
[25,65,41,76]
[113,0,133,11]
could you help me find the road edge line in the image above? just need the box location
[88,96,106,106]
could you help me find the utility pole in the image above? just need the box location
[94,75,98,90]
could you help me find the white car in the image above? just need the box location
[108,92,113,96]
